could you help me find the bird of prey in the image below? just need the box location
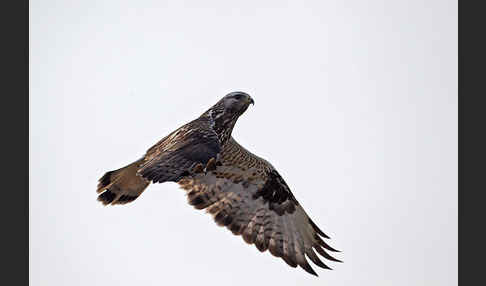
[96,91,341,276]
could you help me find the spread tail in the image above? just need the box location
[97,159,150,205]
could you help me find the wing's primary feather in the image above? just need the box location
[178,138,341,276]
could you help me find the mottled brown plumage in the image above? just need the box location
[96,91,341,276]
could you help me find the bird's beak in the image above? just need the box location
[248,96,255,106]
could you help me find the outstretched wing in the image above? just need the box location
[178,138,341,276]
[137,121,221,183]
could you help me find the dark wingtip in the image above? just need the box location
[315,245,343,263]
[326,246,341,253]
[315,235,340,252]
[97,171,114,193]
[97,190,116,205]
[305,268,319,276]
[116,194,138,205]
[299,261,318,276]
[326,255,343,263]
[308,218,330,239]
[281,256,298,268]
[306,249,332,270]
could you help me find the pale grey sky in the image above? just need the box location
[30,1,457,285]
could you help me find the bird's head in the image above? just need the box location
[202,91,254,141]
[219,91,254,114]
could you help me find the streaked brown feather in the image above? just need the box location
[97,94,340,276]
[176,137,340,276]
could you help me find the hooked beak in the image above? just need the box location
[248,96,255,105]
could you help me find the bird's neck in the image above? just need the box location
[216,121,236,144]
[201,110,238,145]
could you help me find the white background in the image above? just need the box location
[30,1,457,285]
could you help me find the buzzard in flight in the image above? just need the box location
[96,92,341,276]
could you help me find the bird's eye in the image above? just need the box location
[233,94,243,100]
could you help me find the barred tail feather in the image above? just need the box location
[97,159,150,205]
